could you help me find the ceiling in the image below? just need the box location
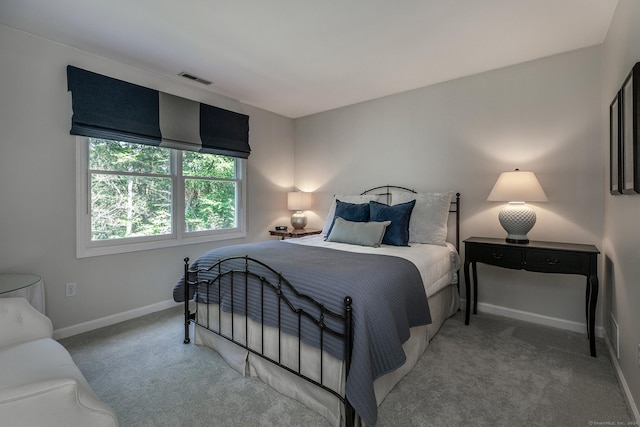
[0,0,618,118]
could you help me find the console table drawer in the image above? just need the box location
[472,245,521,268]
[524,250,583,274]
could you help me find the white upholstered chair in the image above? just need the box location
[0,297,118,426]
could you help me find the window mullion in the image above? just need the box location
[173,150,184,239]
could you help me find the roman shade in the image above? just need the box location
[67,65,250,158]
[67,66,161,146]
[158,92,202,151]
[200,104,250,158]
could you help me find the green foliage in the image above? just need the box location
[88,139,237,240]
[185,179,236,231]
[183,150,235,179]
[91,174,172,240]
[89,139,169,174]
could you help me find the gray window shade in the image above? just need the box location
[158,92,202,151]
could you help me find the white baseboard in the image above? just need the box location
[460,299,605,338]
[605,334,640,423]
[53,299,181,340]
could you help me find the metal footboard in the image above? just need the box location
[182,255,355,426]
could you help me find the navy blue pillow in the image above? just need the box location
[326,200,370,237]
[369,200,416,246]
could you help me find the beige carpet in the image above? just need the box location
[60,307,633,426]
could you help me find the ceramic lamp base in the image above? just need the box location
[498,202,536,244]
[290,211,307,229]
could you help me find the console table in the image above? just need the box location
[463,237,600,357]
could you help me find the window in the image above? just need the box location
[76,138,246,257]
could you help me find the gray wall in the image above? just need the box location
[601,0,640,416]
[294,46,603,334]
[0,25,295,334]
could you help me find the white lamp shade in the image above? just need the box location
[487,170,547,202]
[287,191,312,211]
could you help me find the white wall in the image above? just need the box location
[0,25,295,333]
[601,0,640,417]
[2,9,637,418]
[295,46,604,333]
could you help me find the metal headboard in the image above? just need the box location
[361,185,461,250]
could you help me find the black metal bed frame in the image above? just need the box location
[182,255,356,424]
[182,187,461,426]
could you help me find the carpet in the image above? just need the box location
[60,307,633,426]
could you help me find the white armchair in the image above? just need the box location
[0,297,119,427]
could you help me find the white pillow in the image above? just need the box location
[326,217,391,247]
[321,194,384,235]
[392,191,454,246]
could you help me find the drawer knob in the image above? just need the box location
[492,252,504,259]
[545,258,560,265]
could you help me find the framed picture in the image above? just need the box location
[620,63,640,194]
[610,92,622,195]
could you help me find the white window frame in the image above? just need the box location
[76,137,246,258]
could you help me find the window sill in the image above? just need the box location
[76,229,246,258]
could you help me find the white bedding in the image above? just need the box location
[193,235,460,426]
[285,235,460,297]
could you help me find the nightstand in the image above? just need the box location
[463,236,600,357]
[269,228,322,240]
[0,273,45,314]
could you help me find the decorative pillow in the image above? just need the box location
[321,194,384,235]
[369,199,416,246]
[325,200,371,237]
[326,217,391,247]
[392,191,454,246]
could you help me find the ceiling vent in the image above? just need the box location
[178,72,212,86]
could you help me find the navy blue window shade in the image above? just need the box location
[200,104,250,158]
[67,65,251,158]
[67,66,162,146]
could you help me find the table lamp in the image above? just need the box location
[287,191,312,229]
[487,169,547,243]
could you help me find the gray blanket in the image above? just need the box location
[173,240,431,426]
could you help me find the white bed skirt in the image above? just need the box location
[194,283,460,426]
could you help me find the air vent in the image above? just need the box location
[178,72,212,86]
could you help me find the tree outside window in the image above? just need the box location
[78,138,244,257]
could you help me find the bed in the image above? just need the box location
[173,186,461,426]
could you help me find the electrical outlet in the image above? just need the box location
[66,282,77,297]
